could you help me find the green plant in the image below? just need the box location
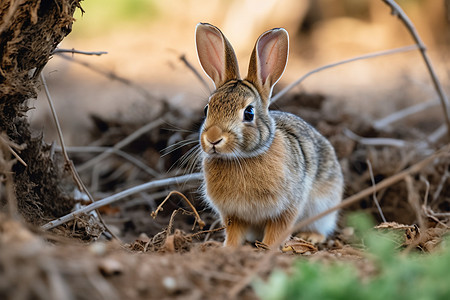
[254,214,450,300]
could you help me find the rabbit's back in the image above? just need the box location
[272,110,343,235]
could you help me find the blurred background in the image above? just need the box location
[31,0,450,145]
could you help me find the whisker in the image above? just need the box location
[185,146,203,175]
[161,139,199,157]
[160,119,198,134]
[170,144,202,174]
[232,149,247,190]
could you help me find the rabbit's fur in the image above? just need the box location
[195,23,343,248]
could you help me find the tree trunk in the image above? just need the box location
[0,0,81,223]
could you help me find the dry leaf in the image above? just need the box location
[375,222,414,230]
[282,237,318,254]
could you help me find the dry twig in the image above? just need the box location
[382,0,450,139]
[76,118,165,172]
[0,134,22,217]
[179,54,210,92]
[52,48,108,56]
[56,54,155,100]
[344,128,414,148]
[151,190,205,229]
[373,98,439,129]
[405,175,426,229]
[270,44,419,104]
[59,146,158,177]
[0,134,27,167]
[366,159,387,223]
[40,72,119,240]
[41,173,203,230]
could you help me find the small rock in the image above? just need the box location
[98,258,123,276]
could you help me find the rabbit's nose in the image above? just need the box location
[206,125,223,145]
[209,138,223,145]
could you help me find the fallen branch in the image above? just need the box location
[41,173,203,230]
[52,48,108,56]
[373,98,439,129]
[270,44,419,104]
[382,0,450,139]
[344,128,418,148]
[428,124,448,146]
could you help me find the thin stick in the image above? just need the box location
[382,0,450,139]
[76,118,165,172]
[58,146,158,177]
[203,218,222,242]
[179,54,210,92]
[52,48,108,56]
[151,190,205,229]
[0,134,27,167]
[56,54,155,100]
[405,175,426,229]
[344,128,413,148]
[373,99,439,129]
[432,161,449,203]
[167,209,179,235]
[428,124,448,145]
[41,73,92,197]
[270,44,419,104]
[189,224,226,239]
[0,137,19,218]
[41,73,70,164]
[41,173,203,230]
[366,160,387,223]
[40,73,120,240]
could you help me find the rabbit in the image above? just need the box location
[195,23,343,248]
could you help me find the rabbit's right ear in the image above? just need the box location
[195,23,240,89]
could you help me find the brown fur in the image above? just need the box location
[195,23,343,249]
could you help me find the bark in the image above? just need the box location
[0,0,82,223]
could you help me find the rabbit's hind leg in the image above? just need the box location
[262,209,298,249]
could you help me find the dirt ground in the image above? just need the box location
[1,1,450,299]
[2,86,450,299]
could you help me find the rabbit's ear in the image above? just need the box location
[196,23,240,89]
[247,28,288,104]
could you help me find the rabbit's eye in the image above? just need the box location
[243,105,254,122]
[204,104,209,116]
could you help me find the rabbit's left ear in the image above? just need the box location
[246,28,288,104]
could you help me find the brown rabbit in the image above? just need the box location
[195,23,343,248]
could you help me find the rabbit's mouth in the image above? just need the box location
[202,142,237,159]
[203,144,226,156]
[201,125,231,156]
